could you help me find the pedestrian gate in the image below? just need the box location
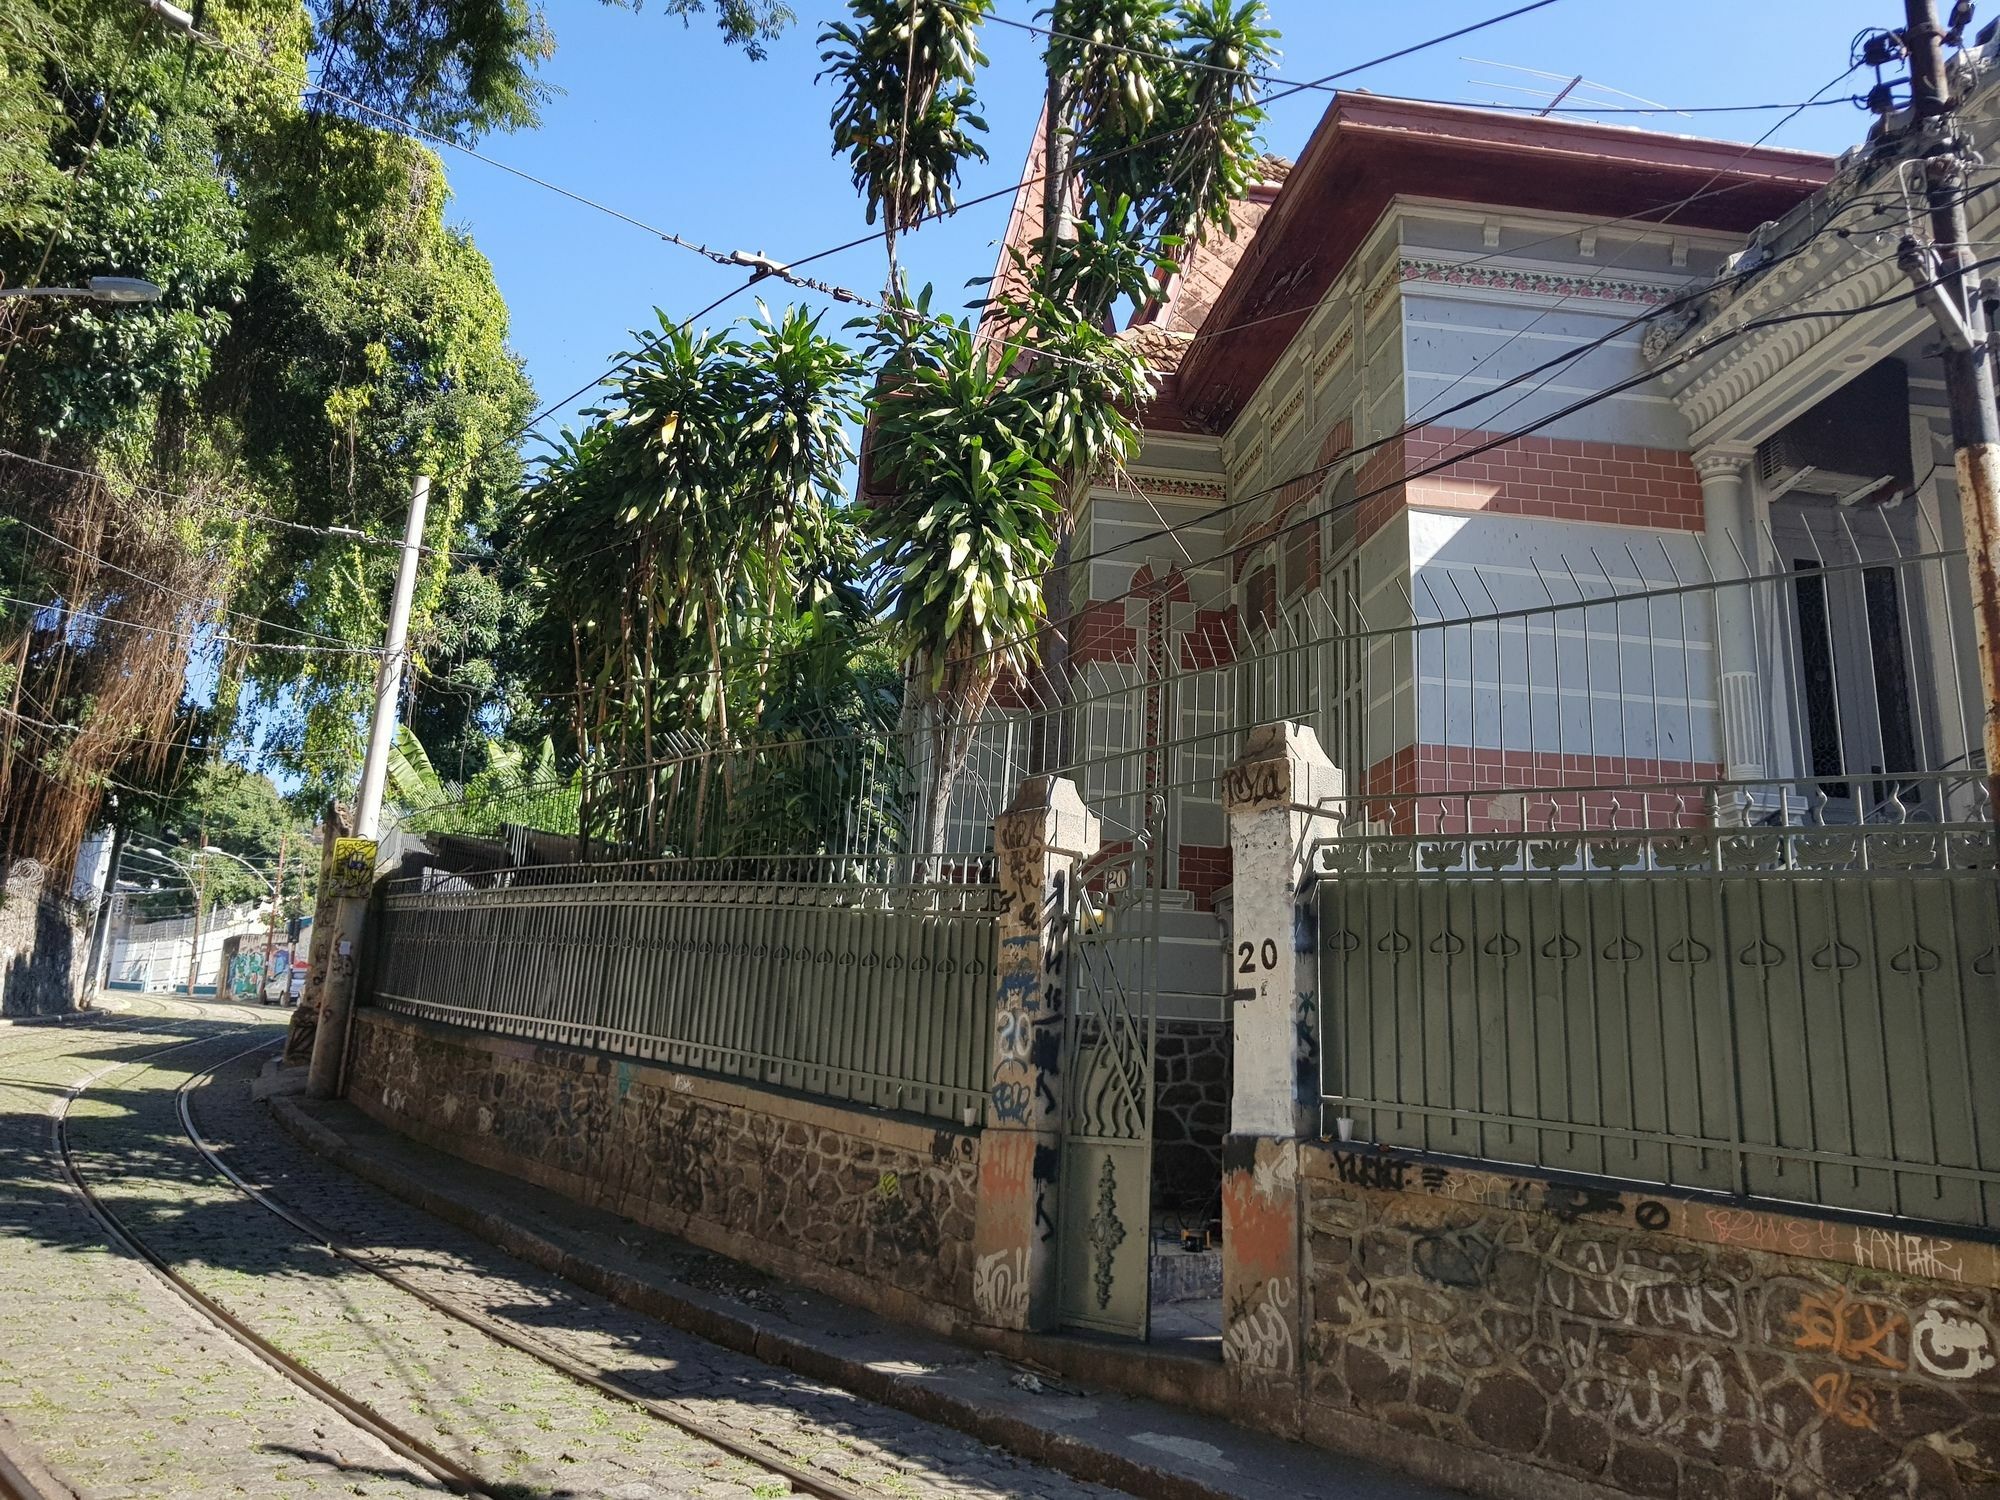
[1056,843,1158,1337]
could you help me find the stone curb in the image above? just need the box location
[268,1093,1274,1500]
[0,1412,81,1500]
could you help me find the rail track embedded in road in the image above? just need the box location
[49,1033,490,1496]
[53,1026,907,1500]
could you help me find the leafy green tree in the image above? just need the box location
[125,760,312,919]
[513,305,865,854]
[1,0,796,899]
[629,0,795,60]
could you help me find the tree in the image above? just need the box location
[821,0,1276,847]
[0,0,541,882]
[513,305,865,854]
[125,760,311,919]
[1,0,803,901]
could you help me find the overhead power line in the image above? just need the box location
[1404,57,1865,430]
[966,2,1855,116]
[636,236,1995,706]
[0,509,375,650]
[0,447,490,561]
[0,589,384,657]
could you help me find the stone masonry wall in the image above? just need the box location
[348,1007,983,1334]
[1301,1144,2000,1500]
[1154,1019,1229,1213]
[1,861,88,1017]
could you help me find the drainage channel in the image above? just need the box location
[56,1031,892,1500]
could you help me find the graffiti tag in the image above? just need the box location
[1912,1307,1997,1381]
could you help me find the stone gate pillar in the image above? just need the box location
[1220,722,1339,1390]
[969,774,1099,1332]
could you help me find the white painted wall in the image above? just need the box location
[1409,510,1721,769]
[107,901,269,991]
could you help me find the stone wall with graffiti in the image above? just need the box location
[1301,1144,2000,1498]
[348,1006,984,1333]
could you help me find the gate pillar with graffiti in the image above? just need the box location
[970,776,1100,1333]
[1220,723,1340,1384]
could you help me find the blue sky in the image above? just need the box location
[441,0,1891,452]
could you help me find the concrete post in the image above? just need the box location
[1695,447,1766,783]
[1220,722,1339,1388]
[969,774,1099,1332]
[300,809,375,1098]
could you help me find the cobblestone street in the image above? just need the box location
[0,1001,1122,1500]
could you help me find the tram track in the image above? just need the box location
[49,1032,486,1495]
[49,1027,928,1500]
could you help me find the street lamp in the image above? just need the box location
[0,277,163,303]
[197,844,274,891]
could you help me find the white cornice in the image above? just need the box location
[1655,44,2000,446]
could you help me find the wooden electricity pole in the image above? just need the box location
[1899,0,2000,799]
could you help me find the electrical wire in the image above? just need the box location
[0,510,379,650]
[0,589,383,657]
[0,446,488,560]
[1406,59,1864,431]
[595,241,2000,712]
[963,3,1859,117]
[786,0,1571,276]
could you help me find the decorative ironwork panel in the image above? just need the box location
[363,870,1003,1125]
[1057,844,1158,1338]
[1317,822,2000,1232]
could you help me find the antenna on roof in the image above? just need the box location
[1462,57,1692,118]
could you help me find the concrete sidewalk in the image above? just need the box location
[271,1090,1465,1500]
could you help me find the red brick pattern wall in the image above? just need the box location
[1399,426,1704,533]
[1356,744,1724,832]
[1181,608,1237,670]
[1071,599,1136,665]
[1176,844,1232,910]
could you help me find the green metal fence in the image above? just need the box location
[1316,785,2000,1232]
[364,858,1003,1124]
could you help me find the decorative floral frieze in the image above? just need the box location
[1100,471,1228,502]
[1271,387,1304,439]
[1398,257,1677,306]
[1313,329,1353,388]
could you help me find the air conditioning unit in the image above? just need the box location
[1755,359,1912,505]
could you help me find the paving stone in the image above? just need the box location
[1,1001,1122,1500]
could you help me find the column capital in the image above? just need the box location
[1222,721,1342,815]
[1693,445,1755,484]
[996,774,1100,861]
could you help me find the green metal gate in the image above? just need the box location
[1316,818,2000,1229]
[1057,842,1158,1337]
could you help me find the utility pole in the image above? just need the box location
[1898,0,2000,800]
[355,475,429,842]
[183,847,207,999]
[82,818,127,1003]
[307,474,428,1097]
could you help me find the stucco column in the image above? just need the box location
[1696,447,1767,784]
[969,774,1099,1332]
[1220,722,1339,1387]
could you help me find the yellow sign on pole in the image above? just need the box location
[328,838,378,899]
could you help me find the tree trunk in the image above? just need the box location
[920,670,996,870]
[281,803,352,1066]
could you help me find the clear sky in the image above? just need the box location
[439,0,1893,456]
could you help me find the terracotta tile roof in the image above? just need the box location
[1149,156,1291,340]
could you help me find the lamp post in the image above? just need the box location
[0,277,165,385]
